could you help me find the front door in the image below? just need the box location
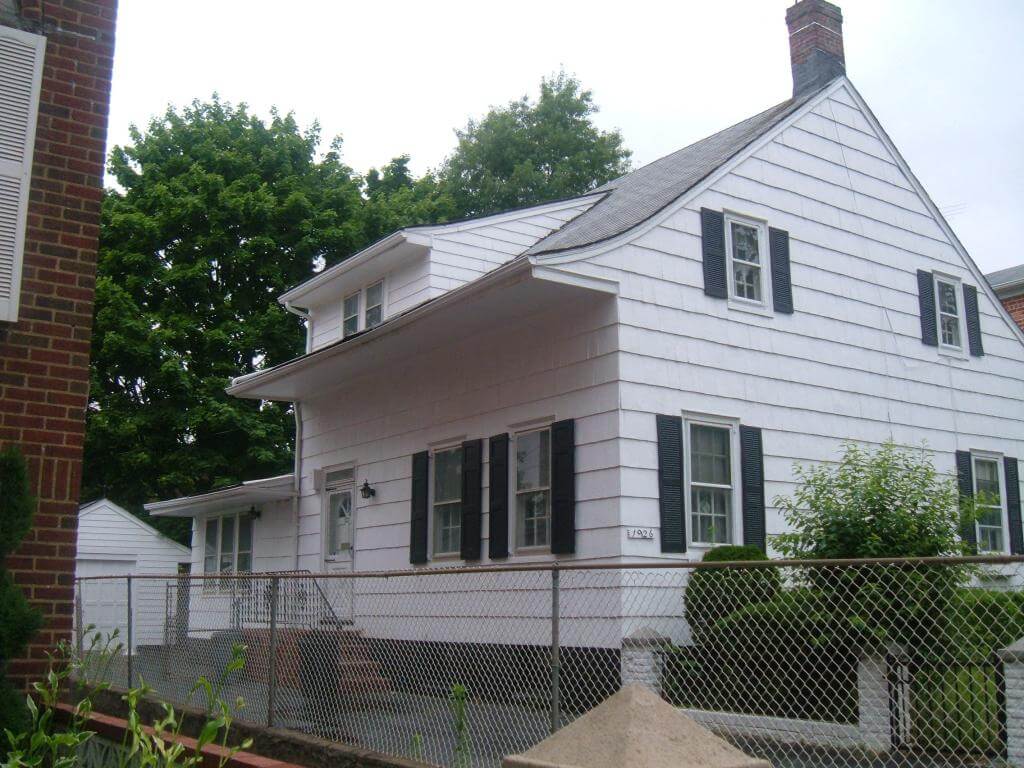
[323,468,356,622]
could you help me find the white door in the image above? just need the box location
[76,558,135,652]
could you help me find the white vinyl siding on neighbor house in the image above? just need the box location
[186,497,293,578]
[76,500,191,648]
[532,81,1024,557]
[0,26,45,323]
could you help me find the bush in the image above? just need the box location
[684,545,780,646]
[669,588,869,723]
[0,447,41,735]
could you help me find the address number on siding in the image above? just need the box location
[626,527,655,540]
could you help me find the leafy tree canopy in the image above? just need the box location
[439,71,631,217]
[85,98,366,538]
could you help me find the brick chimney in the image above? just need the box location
[786,0,845,98]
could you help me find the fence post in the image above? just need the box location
[550,566,561,734]
[126,575,133,689]
[74,582,84,658]
[267,576,280,728]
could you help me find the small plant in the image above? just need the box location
[409,732,425,762]
[449,683,470,768]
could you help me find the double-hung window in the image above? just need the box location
[725,214,769,307]
[343,292,360,337]
[203,513,253,586]
[325,468,355,556]
[516,428,551,549]
[973,455,1006,553]
[935,276,963,351]
[364,281,384,330]
[688,421,735,545]
[432,446,462,556]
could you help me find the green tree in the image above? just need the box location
[774,441,970,560]
[439,71,631,217]
[361,155,456,243]
[85,98,367,534]
[0,446,43,734]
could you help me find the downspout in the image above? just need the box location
[283,301,310,569]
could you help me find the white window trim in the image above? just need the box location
[971,451,1009,555]
[0,25,45,324]
[340,277,389,338]
[933,272,968,357]
[724,212,772,316]
[682,413,742,548]
[320,463,356,561]
[513,425,553,553]
[201,511,254,591]
[364,279,385,330]
[429,443,464,559]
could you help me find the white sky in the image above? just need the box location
[106,0,1024,274]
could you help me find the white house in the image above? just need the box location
[75,499,191,648]
[150,0,1024,610]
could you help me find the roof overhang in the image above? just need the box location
[228,258,618,402]
[992,278,1024,300]
[146,474,295,517]
[280,232,431,309]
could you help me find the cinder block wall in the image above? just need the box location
[0,0,117,689]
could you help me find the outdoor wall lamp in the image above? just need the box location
[360,480,376,499]
[248,505,261,520]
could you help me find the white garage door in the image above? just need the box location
[76,559,135,651]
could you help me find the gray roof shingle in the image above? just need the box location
[987,264,1024,290]
[528,87,826,256]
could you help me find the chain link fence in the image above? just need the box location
[74,557,1024,768]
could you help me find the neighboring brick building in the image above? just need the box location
[988,265,1024,334]
[0,0,117,688]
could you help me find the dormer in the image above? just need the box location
[280,195,602,352]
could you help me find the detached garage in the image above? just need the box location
[76,499,191,649]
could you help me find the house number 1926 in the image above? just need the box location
[626,527,655,540]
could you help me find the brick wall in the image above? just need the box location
[1000,294,1024,334]
[0,0,118,689]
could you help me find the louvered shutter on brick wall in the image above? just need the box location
[0,26,45,323]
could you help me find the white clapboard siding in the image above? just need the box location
[542,81,1024,560]
[0,25,45,323]
[76,500,191,648]
[295,290,622,574]
[185,498,295,576]
[304,198,598,351]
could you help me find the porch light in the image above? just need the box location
[248,505,261,520]
[360,480,376,499]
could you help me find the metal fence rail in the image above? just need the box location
[73,557,1024,768]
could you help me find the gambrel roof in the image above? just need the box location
[528,85,827,256]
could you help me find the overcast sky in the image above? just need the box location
[106,0,1024,274]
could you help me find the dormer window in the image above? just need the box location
[365,281,384,330]
[343,292,360,337]
[724,213,770,309]
[341,279,386,338]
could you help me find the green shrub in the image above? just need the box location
[0,447,41,736]
[684,545,780,646]
[669,588,869,723]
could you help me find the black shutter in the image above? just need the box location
[769,227,793,314]
[956,450,977,553]
[460,439,483,560]
[410,451,429,564]
[550,419,576,555]
[1006,457,1023,555]
[701,208,727,299]
[963,284,984,357]
[656,415,686,553]
[488,434,510,559]
[740,425,766,552]
[917,270,938,347]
